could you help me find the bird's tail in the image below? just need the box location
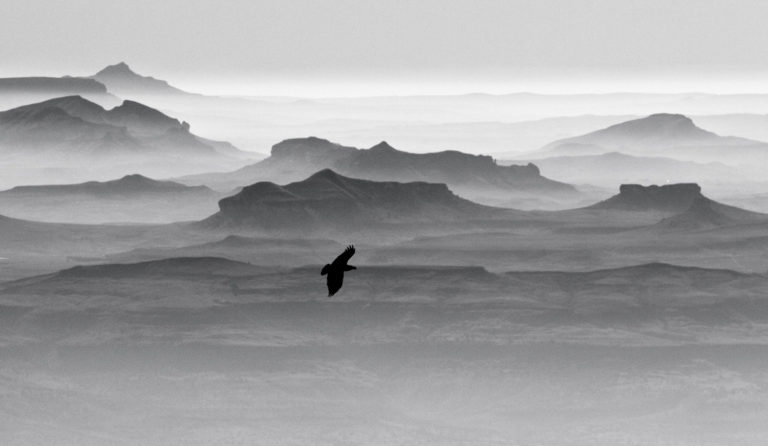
[321,264,330,276]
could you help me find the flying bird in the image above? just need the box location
[321,245,357,296]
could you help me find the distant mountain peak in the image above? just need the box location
[541,113,727,156]
[308,168,343,180]
[90,62,186,96]
[369,141,397,152]
[117,173,154,183]
[591,113,711,139]
[95,62,136,77]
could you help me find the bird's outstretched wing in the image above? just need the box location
[326,270,344,296]
[332,245,355,266]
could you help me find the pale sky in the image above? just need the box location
[2,0,768,96]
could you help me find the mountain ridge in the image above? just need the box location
[585,182,767,229]
[89,62,191,97]
[655,196,767,230]
[180,137,577,207]
[199,168,511,233]
[0,95,241,159]
[540,113,768,164]
[2,174,215,196]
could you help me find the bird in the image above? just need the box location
[321,245,356,296]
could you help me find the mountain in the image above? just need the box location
[586,183,767,229]
[540,113,768,165]
[337,141,561,190]
[198,168,511,234]
[89,62,191,97]
[0,174,222,224]
[179,137,578,207]
[588,183,710,213]
[0,95,249,182]
[2,174,214,197]
[654,197,767,230]
[0,76,119,109]
[0,95,232,156]
[511,152,742,187]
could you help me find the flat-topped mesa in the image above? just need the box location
[619,183,701,196]
[202,169,502,232]
[271,136,358,162]
[590,183,704,212]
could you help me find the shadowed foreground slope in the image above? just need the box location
[2,259,768,445]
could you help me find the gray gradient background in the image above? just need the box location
[3,0,768,95]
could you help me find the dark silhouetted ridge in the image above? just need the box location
[200,169,507,232]
[0,77,108,94]
[589,183,704,212]
[4,174,214,196]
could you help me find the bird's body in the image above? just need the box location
[321,245,356,296]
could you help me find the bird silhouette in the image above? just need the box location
[321,245,356,296]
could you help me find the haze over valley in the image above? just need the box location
[4,1,768,444]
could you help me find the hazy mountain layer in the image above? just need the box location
[179,137,578,209]
[199,168,511,235]
[89,62,191,97]
[0,76,120,110]
[655,196,767,231]
[0,95,220,156]
[0,95,252,186]
[584,182,767,227]
[541,113,768,166]
[0,175,222,224]
[510,152,743,187]
[4,174,211,196]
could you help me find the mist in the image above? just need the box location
[4,2,768,445]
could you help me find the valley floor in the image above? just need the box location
[1,341,767,446]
